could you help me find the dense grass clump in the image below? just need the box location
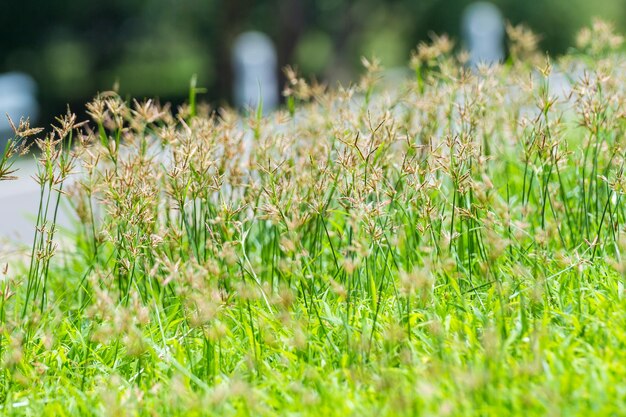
[3,20,626,416]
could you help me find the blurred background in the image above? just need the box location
[1,0,626,130]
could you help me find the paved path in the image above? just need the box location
[0,158,74,254]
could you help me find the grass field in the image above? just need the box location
[2,21,626,416]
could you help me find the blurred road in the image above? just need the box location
[0,158,74,253]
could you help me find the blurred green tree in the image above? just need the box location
[2,0,625,125]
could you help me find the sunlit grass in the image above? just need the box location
[1,20,626,416]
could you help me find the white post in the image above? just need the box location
[232,31,279,113]
[0,72,39,140]
[462,2,505,67]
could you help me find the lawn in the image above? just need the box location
[1,21,626,416]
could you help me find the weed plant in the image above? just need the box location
[2,20,626,416]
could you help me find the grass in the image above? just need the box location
[2,20,626,416]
